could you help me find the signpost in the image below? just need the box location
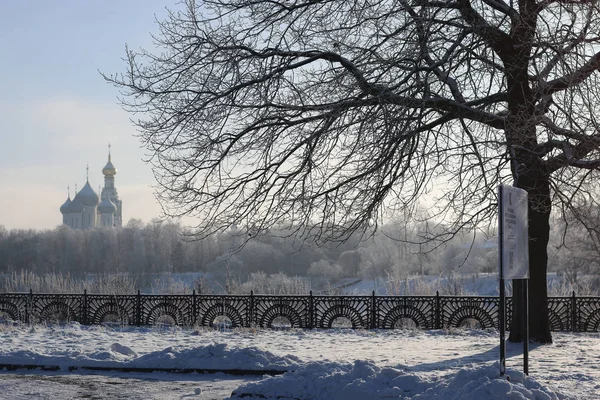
[498,184,529,376]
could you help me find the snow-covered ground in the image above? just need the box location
[0,323,599,399]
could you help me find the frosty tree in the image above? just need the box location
[106,0,600,343]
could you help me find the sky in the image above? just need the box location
[0,0,187,231]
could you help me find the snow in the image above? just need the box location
[0,323,300,372]
[0,323,599,399]
[231,361,560,400]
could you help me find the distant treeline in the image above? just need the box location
[0,218,473,289]
[0,212,598,292]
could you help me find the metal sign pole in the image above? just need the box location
[499,276,506,376]
[523,279,529,375]
[498,185,506,377]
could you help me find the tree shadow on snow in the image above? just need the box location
[404,340,544,373]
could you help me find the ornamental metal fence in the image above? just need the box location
[0,290,599,332]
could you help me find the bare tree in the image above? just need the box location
[105,0,600,343]
[554,202,600,286]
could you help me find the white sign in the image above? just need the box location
[499,185,529,279]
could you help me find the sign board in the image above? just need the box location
[498,184,530,377]
[499,185,529,279]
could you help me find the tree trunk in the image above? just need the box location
[502,13,553,342]
[509,178,552,344]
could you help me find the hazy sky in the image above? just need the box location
[0,0,188,230]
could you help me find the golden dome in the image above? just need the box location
[102,144,117,176]
[102,158,117,176]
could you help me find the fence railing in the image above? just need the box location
[0,290,599,331]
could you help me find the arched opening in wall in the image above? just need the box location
[39,302,74,325]
[394,317,418,329]
[155,314,176,328]
[271,316,292,330]
[331,316,352,329]
[44,310,69,324]
[100,312,128,327]
[0,304,19,324]
[458,318,482,330]
[0,311,14,324]
[212,315,233,330]
[583,310,600,332]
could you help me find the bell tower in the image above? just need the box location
[100,144,123,227]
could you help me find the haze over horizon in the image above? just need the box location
[0,1,187,231]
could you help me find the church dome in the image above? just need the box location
[68,198,85,213]
[102,160,117,177]
[102,150,117,177]
[98,196,117,214]
[59,197,72,214]
[74,181,100,206]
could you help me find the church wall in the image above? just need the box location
[115,200,123,227]
[100,213,114,228]
[69,213,82,229]
[82,206,97,229]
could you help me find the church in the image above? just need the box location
[59,146,123,229]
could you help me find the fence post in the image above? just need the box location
[435,291,441,329]
[192,289,197,327]
[371,290,377,329]
[249,290,254,327]
[82,289,88,325]
[571,291,577,332]
[136,289,141,327]
[26,288,33,325]
[309,290,314,329]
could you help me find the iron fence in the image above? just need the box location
[0,290,598,331]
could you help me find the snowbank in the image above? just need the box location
[0,342,300,372]
[230,361,563,400]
